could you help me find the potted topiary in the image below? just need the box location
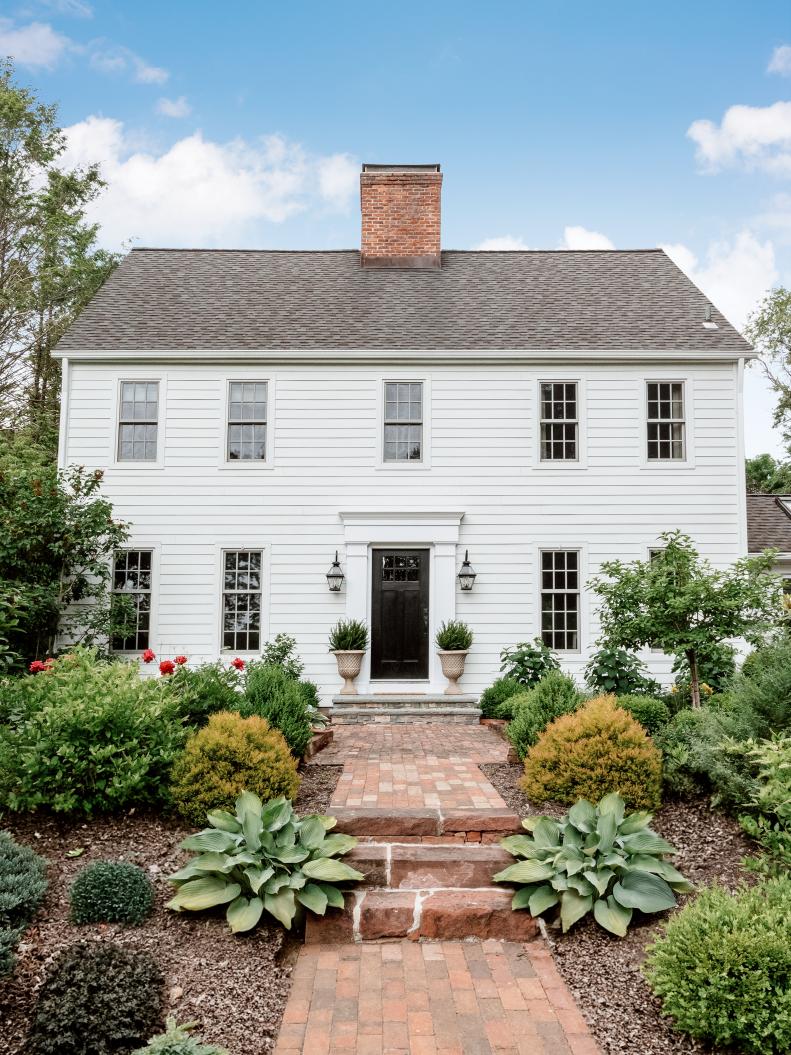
[328,619,368,695]
[435,619,473,695]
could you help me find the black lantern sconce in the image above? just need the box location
[457,550,476,591]
[326,551,345,592]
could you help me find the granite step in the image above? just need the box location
[330,694,481,725]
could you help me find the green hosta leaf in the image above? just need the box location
[521,816,541,832]
[493,860,554,884]
[168,863,205,884]
[593,895,632,936]
[302,858,364,883]
[621,832,676,855]
[568,800,596,833]
[244,865,275,894]
[649,860,694,891]
[563,852,587,877]
[207,809,242,833]
[227,895,264,933]
[601,852,628,869]
[264,888,298,928]
[272,846,310,864]
[583,868,614,897]
[181,830,238,854]
[618,810,652,835]
[189,852,237,874]
[560,890,592,932]
[314,834,358,858]
[299,817,328,851]
[628,854,668,874]
[236,790,263,822]
[598,793,625,826]
[528,885,559,916]
[228,851,261,868]
[262,798,293,832]
[596,811,617,852]
[613,871,677,913]
[500,835,547,860]
[550,874,569,891]
[532,818,561,848]
[317,815,337,830]
[167,877,241,912]
[242,809,263,852]
[566,875,595,897]
[297,882,329,915]
[289,871,307,889]
[265,872,292,894]
[317,883,346,909]
[276,823,297,849]
[511,886,534,910]
[563,825,583,850]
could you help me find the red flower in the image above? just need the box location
[159,660,175,676]
[174,655,188,665]
[29,660,46,674]
[231,657,245,671]
[141,649,156,664]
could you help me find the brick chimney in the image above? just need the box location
[360,163,442,269]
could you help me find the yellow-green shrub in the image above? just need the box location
[169,711,299,826]
[521,695,662,810]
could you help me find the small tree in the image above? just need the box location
[588,531,780,708]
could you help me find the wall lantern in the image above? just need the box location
[326,551,345,592]
[457,550,477,591]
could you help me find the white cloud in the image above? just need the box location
[0,18,70,69]
[768,44,791,76]
[156,95,191,119]
[474,236,532,250]
[60,116,358,248]
[40,0,92,16]
[89,44,168,84]
[661,230,778,331]
[316,153,358,209]
[687,101,791,174]
[560,225,615,250]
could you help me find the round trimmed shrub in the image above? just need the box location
[69,861,154,926]
[169,711,300,826]
[614,694,670,736]
[240,663,313,758]
[645,878,791,1054]
[28,940,164,1055]
[521,695,662,809]
[506,670,583,761]
[479,676,522,719]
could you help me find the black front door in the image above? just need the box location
[371,549,429,680]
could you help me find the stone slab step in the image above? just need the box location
[332,806,520,840]
[347,842,513,890]
[304,887,538,943]
[333,693,479,709]
[329,707,481,725]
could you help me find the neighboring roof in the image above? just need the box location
[57,247,751,353]
[747,494,791,553]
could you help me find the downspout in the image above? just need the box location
[57,357,69,471]
[736,357,747,556]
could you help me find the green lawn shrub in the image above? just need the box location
[70,861,155,926]
[0,830,48,974]
[727,636,791,732]
[169,711,299,826]
[584,645,660,697]
[506,671,583,760]
[521,696,662,810]
[479,676,523,719]
[0,650,186,814]
[645,878,791,1054]
[499,638,559,687]
[28,940,164,1055]
[614,694,670,736]
[240,663,313,757]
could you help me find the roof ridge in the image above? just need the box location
[127,247,665,255]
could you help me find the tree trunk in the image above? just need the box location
[687,649,701,709]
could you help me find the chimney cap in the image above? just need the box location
[361,163,441,173]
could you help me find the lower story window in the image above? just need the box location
[222,549,262,651]
[111,549,152,651]
[541,549,579,651]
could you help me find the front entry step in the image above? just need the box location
[332,806,520,841]
[346,842,513,889]
[331,693,481,725]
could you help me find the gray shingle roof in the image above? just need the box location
[747,494,791,553]
[57,248,750,352]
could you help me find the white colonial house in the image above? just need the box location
[55,163,752,712]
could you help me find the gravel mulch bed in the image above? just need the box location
[0,764,341,1055]
[481,762,755,1055]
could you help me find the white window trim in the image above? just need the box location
[534,378,588,469]
[111,376,167,470]
[110,544,160,656]
[375,377,432,471]
[535,545,587,655]
[214,544,270,656]
[218,378,276,470]
[640,377,695,470]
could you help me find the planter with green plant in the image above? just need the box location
[435,620,473,695]
[328,619,368,695]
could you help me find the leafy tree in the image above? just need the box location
[745,452,791,494]
[588,531,780,708]
[0,433,130,666]
[746,287,791,448]
[0,59,118,439]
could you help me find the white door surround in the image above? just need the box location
[338,511,464,694]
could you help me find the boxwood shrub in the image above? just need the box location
[506,671,583,760]
[614,694,670,736]
[479,677,522,719]
[240,663,313,758]
[70,861,155,926]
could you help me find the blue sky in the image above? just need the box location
[4,0,791,453]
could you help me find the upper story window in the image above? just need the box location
[228,382,267,461]
[118,381,159,461]
[540,549,580,651]
[384,382,422,462]
[222,549,262,651]
[647,381,685,461]
[111,549,152,651]
[540,382,578,461]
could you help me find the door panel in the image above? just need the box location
[371,549,429,679]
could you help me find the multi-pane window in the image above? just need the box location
[111,550,152,651]
[384,382,422,461]
[228,382,267,461]
[541,550,580,651]
[540,382,578,461]
[118,382,158,461]
[647,382,685,460]
[222,550,262,651]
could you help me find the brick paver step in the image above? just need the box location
[305,887,538,944]
[333,807,520,840]
[348,843,513,890]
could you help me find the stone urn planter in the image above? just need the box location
[332,649,366,695]
[437,649,469,695]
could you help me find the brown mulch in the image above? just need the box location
[0,763,341,1055]
[481,762,755,1055]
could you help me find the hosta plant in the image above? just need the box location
[167,792,363,932]
[494,792,692,936]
